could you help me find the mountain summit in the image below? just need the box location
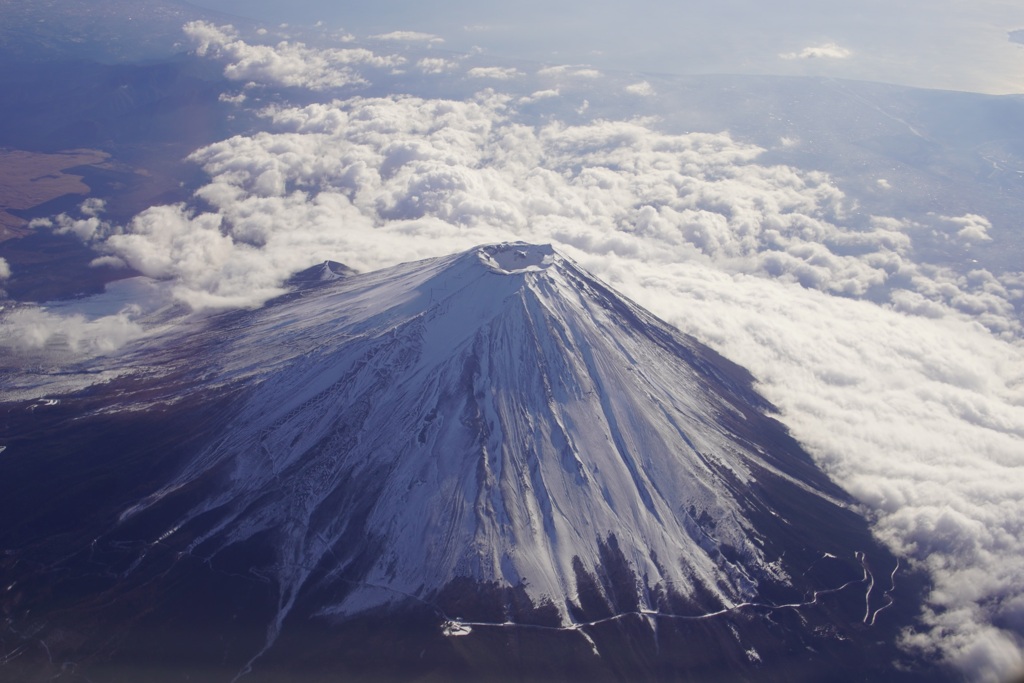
[121,243,851,617]
[0,244,940,682]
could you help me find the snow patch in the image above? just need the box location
[478,243,556,275]
[442,621,473,637]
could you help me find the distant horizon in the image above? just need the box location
[186,0,1024,95]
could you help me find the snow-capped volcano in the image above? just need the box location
[121,244,829,617]
[0,243,942,681]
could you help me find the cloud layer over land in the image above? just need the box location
[184,21,405,90]
[2,23,1022,682]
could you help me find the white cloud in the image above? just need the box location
[467,66,521,80]
[39,210,111,242]
[46,90,1022,339]
[219,91,248,104]
[781,42,853,60]
[183,1,1024,93]
[0,307,144,356]
[0,278,177,381]
[369,30,444,43]
[538,64,603,79]
[416,57,459,74]
[90,255,128,269]
[625,80,655,96]
[80,198,106,217]
[183,21,404,90]
[0,257,10,280]
[942,213,994,243]
[518,88,560,104]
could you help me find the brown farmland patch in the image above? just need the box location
[0,148,110,240]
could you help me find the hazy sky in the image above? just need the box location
[191,0,1024,93]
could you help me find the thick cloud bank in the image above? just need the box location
[5,25,1023,682]
[183,21,405,90]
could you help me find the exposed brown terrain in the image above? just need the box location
[0,148,109,240]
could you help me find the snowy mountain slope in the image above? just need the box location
[121,244,866,619]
